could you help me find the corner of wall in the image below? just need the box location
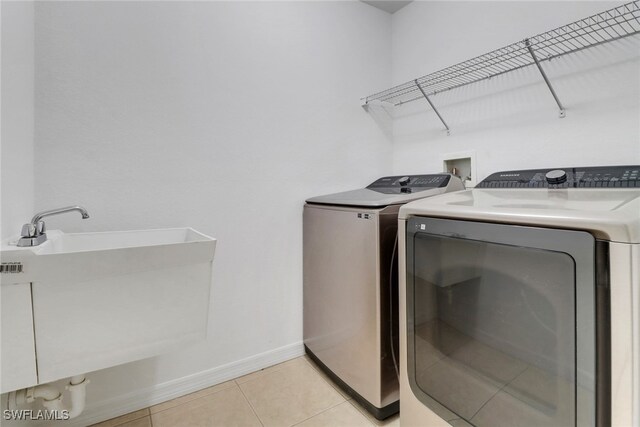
[1,0,35,239]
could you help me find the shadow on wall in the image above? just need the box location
[363,100,395,140]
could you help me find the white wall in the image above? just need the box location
[30,1,391,424]
[390,1,640,180]
[1,1,34,239]
[7,1,637,424]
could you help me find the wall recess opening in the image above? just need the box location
[442,151,476,188]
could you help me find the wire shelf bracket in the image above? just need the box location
[525,38,566,118]
[362,1,640,133]
[415,79,451,135]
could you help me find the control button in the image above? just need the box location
[398,176,410,186]
[545,169,567,185]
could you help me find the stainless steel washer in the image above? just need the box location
[303,174,464,420]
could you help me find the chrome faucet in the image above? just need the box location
[17,206,90,247]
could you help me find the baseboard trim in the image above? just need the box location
[67,341,305,427]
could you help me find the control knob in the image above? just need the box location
[545,169,567,185]
[398,176,411,186]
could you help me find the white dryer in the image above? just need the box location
[397,166,640,427]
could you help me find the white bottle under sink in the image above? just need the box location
[0,227,216,392]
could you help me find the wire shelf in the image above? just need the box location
[362,1,640,124]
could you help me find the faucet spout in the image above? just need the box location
[31,206,90,225]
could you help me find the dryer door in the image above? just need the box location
[406,217,596,427]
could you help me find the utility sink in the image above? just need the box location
[35,228,208,254]
[1,228,216,390]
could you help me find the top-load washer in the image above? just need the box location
[303,174,464,419]
[398,165,640,427]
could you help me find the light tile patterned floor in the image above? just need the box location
[91,356,400,427]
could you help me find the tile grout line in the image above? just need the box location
[102,409,150,427]
[302,357,377,426]
[104,356,332,427]
[238,356,346,427]
[302,356,351,400]
[236,358,300,387]
[290,400,354,427]
[346,399,378,427]
[489,364,557,409]
[143,359,301,422]
[467,364,530,423]
[242,355,358,427]
[276,356,354,427]
[289,356,348,400]
[146,381,236,416]
[235,379,265,427]
[467,383,507,422]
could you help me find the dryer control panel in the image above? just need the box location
[477,166,640,189]
[367,174,451,194]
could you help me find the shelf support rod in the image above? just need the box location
[525,39,566,118]
[414,79,450,135]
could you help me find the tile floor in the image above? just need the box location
[92,356,399,427]
[91,321,582,427]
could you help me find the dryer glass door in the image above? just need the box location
[406,218,596,427]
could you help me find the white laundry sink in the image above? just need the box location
[36,228,206,254]
[1,228,216,390]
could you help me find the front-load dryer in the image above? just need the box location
[303,174,464,420]
[398,166,640,427]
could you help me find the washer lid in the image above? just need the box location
[399,188,640,243]
[306,187,447,207]
[306,174,457,207]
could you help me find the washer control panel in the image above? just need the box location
[477,166,640,189]
[367,174,451,194]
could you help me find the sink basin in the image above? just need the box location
[4,228,215,284]
[1,228,216,388]
[35,228,208,254]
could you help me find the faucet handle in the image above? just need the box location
[21,223,36,237]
